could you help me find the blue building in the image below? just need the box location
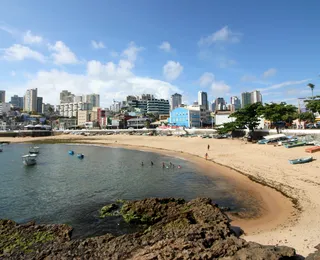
[168,107,200,128]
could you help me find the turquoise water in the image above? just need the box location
[0,144,251,238]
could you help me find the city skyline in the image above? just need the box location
[1,1,320,108]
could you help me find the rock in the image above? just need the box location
[305,244,320,260]
[0,198,299,259]
[99,203,119,218]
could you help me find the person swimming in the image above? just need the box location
[178,165,181,169]
[141,162,144,166]
[162,162,165,168]
[151,161,154,166]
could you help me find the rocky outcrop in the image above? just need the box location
[1,198,299,259]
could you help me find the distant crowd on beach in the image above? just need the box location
[141,161,181,169]
[141,144,212,168]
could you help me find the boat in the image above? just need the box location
[29,146,40,154]
[22,154,37,166]
[289,156,313,164]
[258,134,288,144]
[77,153,84,159]
[0,148,2,152]
[305,146,320,153]
[68,150,74,155]
[284,142,306,148]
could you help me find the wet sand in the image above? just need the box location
[1,134,319,255]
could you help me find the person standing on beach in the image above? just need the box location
[205,153,208,160]
[207,144,210,150]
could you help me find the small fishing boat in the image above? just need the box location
[22,154,37,166]
[68,150,74,155]
[284,142,306,148]
[29,146,40,154]
[289,156,313,164]
[77,153,84,159]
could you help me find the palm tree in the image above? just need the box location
[308,83,315,99]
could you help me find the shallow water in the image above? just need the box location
[0,144,255,238]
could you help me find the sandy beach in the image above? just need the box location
[1,134,320,256]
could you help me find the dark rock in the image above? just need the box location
[0,198,299,259]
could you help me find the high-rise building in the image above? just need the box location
[37,97,43,114]
[10,95,24,109]
[170,93,182,110]
[140,94,154,100]
[147,99,170,115]
[230,96,241,111]
[251,90,262,104]
[0,90,5,103]
[83,94,100,107]
[74,95,83,103]
[60,90,74,104]
[198,91,208,110]
[24,88,38,112]
[215,97,226,111]
[241,92,252,108]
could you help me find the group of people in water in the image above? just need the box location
[141,161,181,169]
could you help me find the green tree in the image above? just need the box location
[307,83,315,99]
[144,119,151,128]
[304,96,320,113]
[298,112,315,122]
[260,102,297,133]
[230,102,263,132]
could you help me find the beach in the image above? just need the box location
[1,134,320,256]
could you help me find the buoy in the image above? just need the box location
[77,154,84,159]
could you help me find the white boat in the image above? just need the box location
[22,154,37,166]
[29,146,40,154]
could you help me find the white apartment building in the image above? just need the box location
[56,102,92,117]
[251,90,262,103]
[24,88,38,112]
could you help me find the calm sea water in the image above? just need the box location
[0,144,253,238]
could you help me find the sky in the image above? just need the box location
[1,0,320,108]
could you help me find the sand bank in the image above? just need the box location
[1,134,319,255]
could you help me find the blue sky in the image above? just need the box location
[1,0,320,107]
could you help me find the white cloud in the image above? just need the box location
[23,30,43,44]
[159,41,172,52]
[121,41,143,62]
[241,75,257,82]
[11,71,16,76]
[259,79,311,91]
[163,61,183,81]
[13,42,181,107]
[91,40,105,49]
[2,44,45,62]
[263,68,277,78]
[219,59,236,68]
[199,72,214,86]
[49,41,78,65]
[211,80,231,96]
[198,26,242,46]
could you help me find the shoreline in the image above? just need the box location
[1,134,318,255]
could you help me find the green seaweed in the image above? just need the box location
[0,230,55,256]
[99,203,119,218]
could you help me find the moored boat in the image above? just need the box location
[289,156,313,164]
[68,150,74,155]
[22,154,37,166]
[29,146,40,154]
[284,142,306,148]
